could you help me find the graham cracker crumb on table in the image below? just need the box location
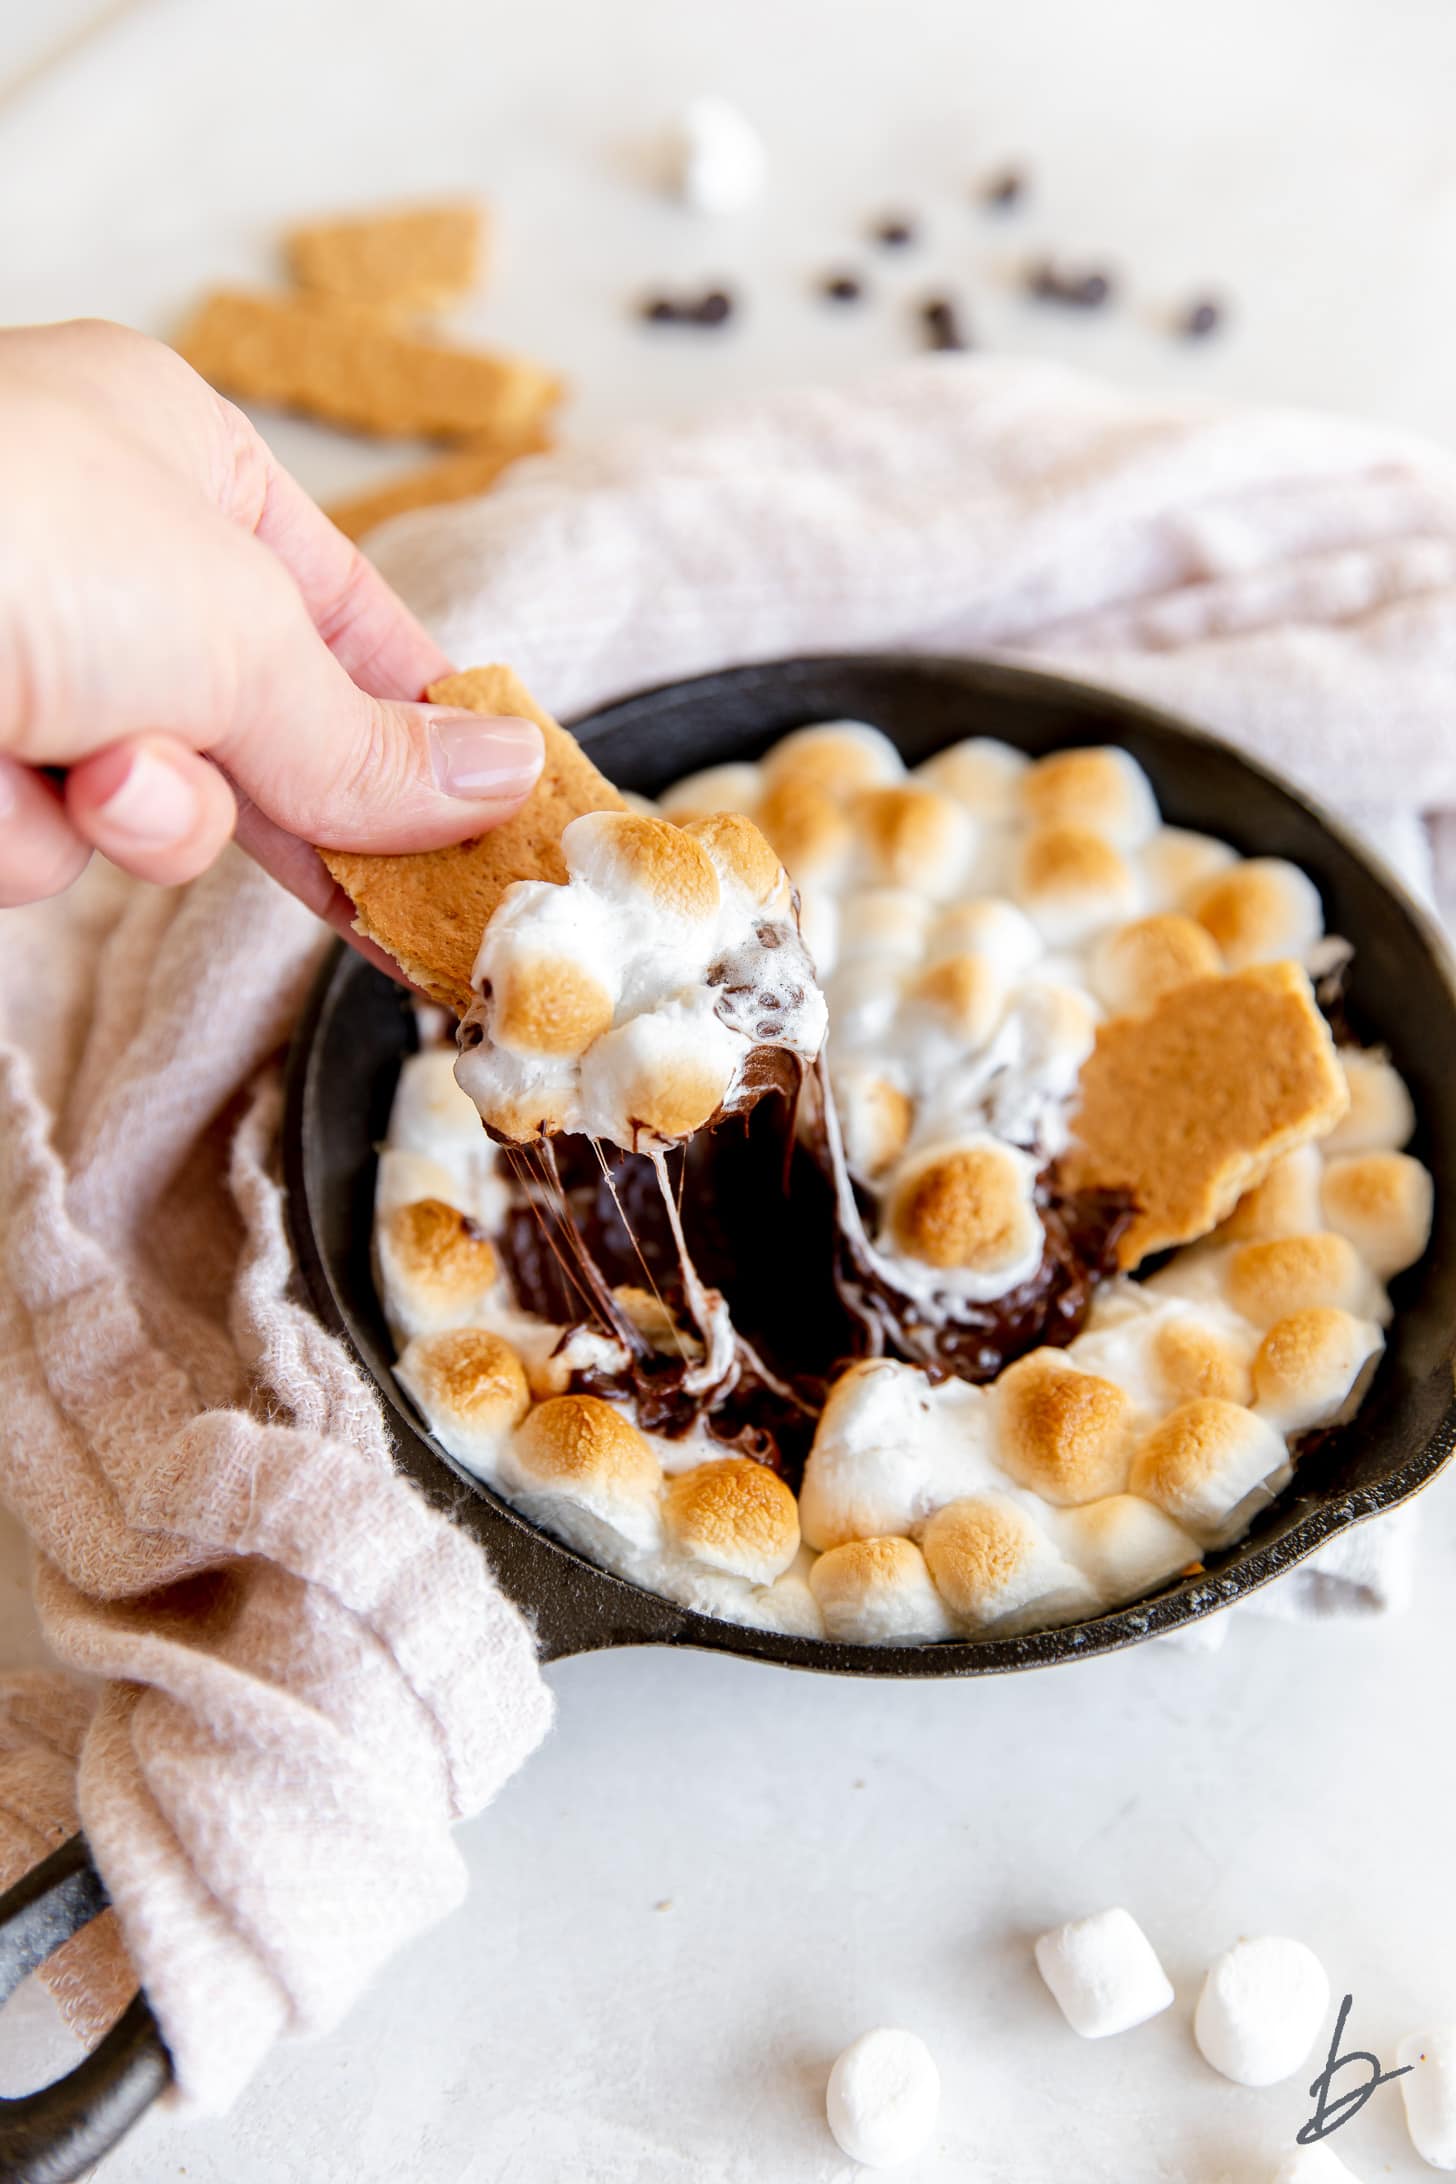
[1064,960,1349,1266]
[175,289,564,442]
[320,666,626,1013]
[285,201,486,315]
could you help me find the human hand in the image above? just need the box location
[0,319,543,954]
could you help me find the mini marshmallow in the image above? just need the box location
[1326,1048,1415,1154]
[902,952,1007,1052]
[1224,1233,1376,1328]
[851,782,977,898]
[661,1455,800,1583]
[1194,1936,1330,2087]
[1191,857,1324,968]
[761,719,906,797]
[1090,912,1222,1017]
[924,896,1043,979]
[564,810,721,925]
[1221,1145,1326,1243]
[1014,824,1139,944]
[376,1197,500,1340]
[1269,2144,1364,2182]
[808,1536,957,1643]
[921,1492,1097,1634]
[1139,825,1238,912]
[1397,2024,1456,2170]
[835,887,934,964]
[1129,1399,1291,1547]
[795,882,839,976]
[1251,1308,1384,1435]
[825,2027,940,2170]
[1320,1151,1434,1278]
[579,998,742,1143]
[884,1138,1043,1286]
[916,735,1029,818]
[1021,745,1160,849]
[799,1360,994,1549]
[832,1059,914,1177]
[756,774,854,887]
[396,1326,531,1479]
[389,1044,493,1162]
[825,957,907,1051]
[1146,1315,1253,1408]
[663,94,766,214]
[1033,1907,1175,2038]
[994,1350,1134,1507]
[1057,1496,1200,1607]
[505,1392,663,1555]
[657,759,764,823]
[374,1147,468,1221]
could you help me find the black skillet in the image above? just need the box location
[4,654,1454,2179]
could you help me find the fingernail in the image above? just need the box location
[428,713,544,801]
[94,748,200,845]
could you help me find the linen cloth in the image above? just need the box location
[0,353,1452,2116]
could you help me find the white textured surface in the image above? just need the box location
[0,0,1454,2177]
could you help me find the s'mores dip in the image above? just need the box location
[356,688,1433,1647]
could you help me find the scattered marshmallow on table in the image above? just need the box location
[1194,1936,1330,2086]
[1033,1907,1175,2039]
[825,2027,940,2169]
[662,95,766,213]
[1270,2144,1364,2181]
[1398,2024,1456,2170]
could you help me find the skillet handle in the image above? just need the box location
[0,1833,171,2183]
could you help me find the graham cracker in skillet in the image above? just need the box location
[176,289,563,442]
[1063,960,1348,1268]
[321,666,626,1013]
[286,201,485,316]
[326,431,549,543]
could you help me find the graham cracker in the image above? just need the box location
[176,289,563,442]
[1063,961,1349,1268]
[326,431,549,543]
[321,666,625,1013]
[285,201,485,316]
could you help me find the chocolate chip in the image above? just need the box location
[757,993,785,1012]
[1180,296,1224,339]
[821,272,864,303]
[872,215,917,249]
[1026,259,1115,308]
[639,288,736,328]
[981,165,1027,209]
[921,294,969,352]
[640,296,681,323]
[692,289,734,325]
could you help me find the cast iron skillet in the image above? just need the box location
[4,654,1455,2179]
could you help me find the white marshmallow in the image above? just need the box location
[825,2027,939,2169]
[657,759,763,822]
[1326,1049,1415,1155]
[374,1147,469,1221]
[924,896,1043,980]
[663,96,766,213]
[799,1360,994,1550]
[1398,2025,1456,2170]
[1270,2145,1364,2182]
[1139,825,1237,912]
[1033,1907,1175,2039]
[836,887,934,965]
[1057,1496,1200,1609]
[915,736,1029,819]
[1194,1937,1330,2087]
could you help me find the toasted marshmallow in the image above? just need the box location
[1224,1232,1374,1327]
[851,783,976,898]
[506,1393,663,1553]
[1320,1151,1433,1278]
[795,882,839,976]
[1220,1145,1326,1242]
[396,1326,530,1477]
[799,1359,994,1549]
[662,1455,800,1583]
[1326,1048,1415,1154]
[1194,1936,1330,2087]
[683,810,790,908]
[884,1139,1043,1285]
[1147,1315,1253,1407]
[657,759,764,824]
[835,887,934,965]
[1129,1398,1291,1546]
[1014,825,1139,944]
[825,958,907,1051]
[756,774,854,887]
[377,1198,499,1340]
[1251,1307,1385,1436]
[825,2027,940,2170]
[492,952,617,1058]
[921,1492,1097,1634]
[1139,825,1237,912]
[1058,1495,1201,1605]
[1398,2025,1456,2171]
[579,999,742,1144]
[916,735,1029,819]
[1034,1907,1175,2039]
[565,810,721,923]
[808,1536,957,1643]
[1190,857,1324,967]
[389,1044,491,1163]
[903,953,1007,1051]
[1021,746,1160,849]
[994,1350,1134,1506]
[1090,913,1222,1017]
[924,897,1043,979]
[832,1060,914,1178]
[375,1147,469,1221]
[760,719,905,797]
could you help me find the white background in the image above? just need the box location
[1,0,1455,2177]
